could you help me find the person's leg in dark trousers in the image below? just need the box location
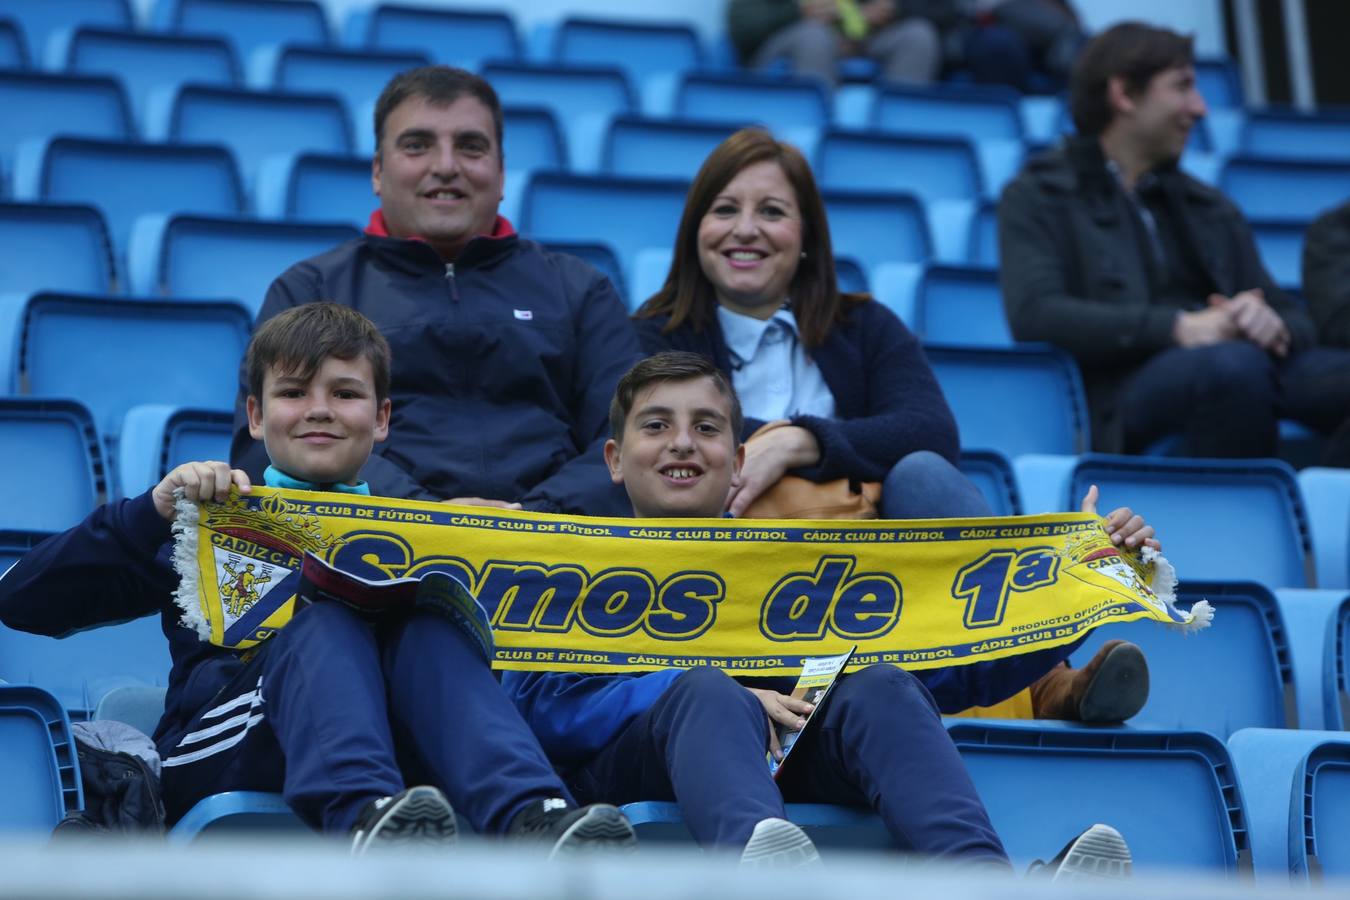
[380,610,575,835]
[881,450,993,520]
[776,665,1011,868]
[1279,346,1350,467]
[566,667,785,847]
[1119,341,1279,457]
[260,601,405,832]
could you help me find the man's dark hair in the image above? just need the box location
[1069,22,1195,136]
[247,303,392,405]
[373,65,503,156]
[609,352,743,444]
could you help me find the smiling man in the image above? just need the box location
[231,66,644,513]
[998,23,1350,463]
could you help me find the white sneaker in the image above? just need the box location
[739,817,821,868]
[1046,823,1132,881]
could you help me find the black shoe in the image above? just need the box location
[1031,823,1132,881]
[507,798,637,860]
[350,786,458,855]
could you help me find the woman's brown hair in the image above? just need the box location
[634,128,865,348]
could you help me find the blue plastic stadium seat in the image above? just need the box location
[0,17,27,69]
[0,614,172,719]
[1249,218,1307,289]
[39,137,244,267]
[0,0,130,62]
[542,242,627,308]
[818,130,982,204]
[170,85,353,189]
[1229,728,1350,880]
[1196,57,1243,109]
[834,256,867,295]
[64,27,239,132]
[520,173,689,287]
[118,405,233,498]
[168,791,304,842]
[958,449,1020,516]
[0,202,116,296]
[1068,455,1312,588]
[603,116,735,180]
[0,685,81,832]
[1241,110,1350,163]
[273,46,427,155]
[948,720,1249,873]
[1276,588,1350,732]
[363,4,520,69]
[172,0,329,70]
[1299,467,1350,590]
[16,293,251,446]
[1220,156,1350,222]
[503,105,569,175]
[967,199,998,267]
[1071,581,1291,738]
[0,70,133,175]
[555,18,702,93]
[0,398,104,533]
[926,344,1090,457]
[145,214,359,314]
[282,153,371,228]
[95,685,168,737]
[872,84,1024,143]
[912,265,1009,347]
[484,62,635,171]
[822,190,931,273]
[621,801,889,851]
[676,71,829,133]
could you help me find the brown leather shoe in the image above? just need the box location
[1029,640,1149,722]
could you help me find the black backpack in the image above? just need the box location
[52,737,166,836]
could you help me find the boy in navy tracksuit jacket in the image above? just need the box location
[503,352,1144,874]
[0,303,635,854]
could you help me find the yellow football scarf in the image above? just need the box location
[171,487,1210,675]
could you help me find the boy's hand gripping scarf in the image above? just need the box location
[172,487,1211,675]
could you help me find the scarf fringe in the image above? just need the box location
[1142,546,1213,634]
[170,491,212,641]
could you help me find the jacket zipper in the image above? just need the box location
[445,263,459,301]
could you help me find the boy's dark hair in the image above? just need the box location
[247,303,391,405]
[1070,22,1195,136]
[609,352,743,444]
[374,65,503,157]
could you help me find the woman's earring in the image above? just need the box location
[800,251,807,259]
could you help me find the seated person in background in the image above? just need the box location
[504,351,1136,875]
[0,303,636,854]
[634,126,1147,722]
[999,22,1350,466]
[1301,199,1350,461]
[727,0,958,87]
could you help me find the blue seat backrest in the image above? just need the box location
[504,106,569,174]
[913,265,1009,347]
[0,685,81,830]
[926,344,1089,457]
[967,200,998,267]
[0,17,28,69]
[818,130,981,203]
[604,116,735,180]
[1241,111,1350,163]
[19,294,252,440]
[0,202,115,296]
[823,190,931,271]
[0,0,130,61]
[171,85,352,187]
[555,18,702,88]
[872,85,1023,142]
[365,5,520,68]
[1195,57,1243,108]
[41,138,244,262]
[834,256,867,295]
[1072,582,1290,738]
[0,399,104,533]
[1069,455,1311,588]
[484,63,636,127]
[1250,219,1306,289]
[174,0,329,67]
[949,720,1248,873]
[543,242,627,307]
[1221,157,1350,222]
[66,27,239,129]
[274,46,428,147]
[0,70,133,174]
[159,215,359,315]
[676,72,828,131]
[285,152,371,228]
[957,449,1020,516]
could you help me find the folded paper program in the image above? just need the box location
[172,487,1210,676]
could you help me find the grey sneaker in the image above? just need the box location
[507,799,638,860]
[739,817,821,868]
[350,785,458,855]
[1044,823,1132,881]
